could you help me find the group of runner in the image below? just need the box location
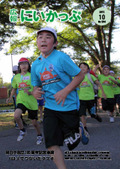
[78,63,120,134]
[6,27,120,169]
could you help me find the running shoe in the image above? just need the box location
[79,122,89,145]
[110,116,114,123]
[36,135,43,145]
[17,130,26,142]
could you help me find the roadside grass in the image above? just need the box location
[0,105,43,131]
[0,112,31,131]
[0,105,42,131]
[0,105,14,110]
[0,113,15,131]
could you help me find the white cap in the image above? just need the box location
[37,27,57,40]
[109,70,115,74]
[13,65,18,72]
[103,65,110,70]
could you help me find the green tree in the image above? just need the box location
[0,0,66,49]
[57,0,119,71]
[3,0,120,71]
[0,0,17,50]
[2,0,68,60]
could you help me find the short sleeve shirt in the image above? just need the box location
[98,74,114,98]
[12,72,38,110]
[78,74,97,100]
[31,50,81,111]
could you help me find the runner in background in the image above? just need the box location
[97,65,115,123]
[7,58,43,145]
[78,62,106,133]
[11,65,27,128]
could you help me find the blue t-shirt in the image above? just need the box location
[31,49,81,111]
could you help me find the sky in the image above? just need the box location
[0,5,120,83]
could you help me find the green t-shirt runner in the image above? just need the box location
[98,74,114,98]
[78,74,97,100]
[12,72,38,110]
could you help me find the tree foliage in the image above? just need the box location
[1,0,120,71]
[0,0,17,50]
[57,0,119,71]
[0,0,66,49]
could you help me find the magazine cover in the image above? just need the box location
[0,0,120,169]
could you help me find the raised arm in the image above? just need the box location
[95,80,106,99]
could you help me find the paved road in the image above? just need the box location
[0,112,120,169]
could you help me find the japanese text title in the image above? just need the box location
[9,9,82,23]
